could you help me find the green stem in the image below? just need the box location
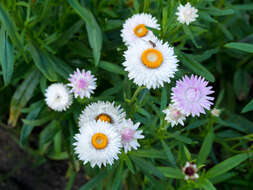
[130,86,145,104]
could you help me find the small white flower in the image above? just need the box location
[119,119,144,153]
[211,108,221,117]
[78,101,126,128]
[67,68,97,99]
[163,104,186,127]
[176,3,198,25]
[45,83,72,112]
[121,13,160,46]
[123,37,178,89]
[73,121,122,168]
[182,162,199,180]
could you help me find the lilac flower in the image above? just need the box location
[68,68,97,99]
[171,75,214,117]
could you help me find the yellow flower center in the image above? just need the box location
[134,24,148,37]
[141,48,163,68]
[96,113,112,123]
[91,133,108,149]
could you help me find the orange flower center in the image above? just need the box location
[141,48,163,68]
[134,24,148,37]
[96,113,112,123]
[91,133,108,149]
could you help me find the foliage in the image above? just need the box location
[0,0,252,189]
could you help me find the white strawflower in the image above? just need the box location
[176,3,198,25]
[78,101,126,127]
[45,83,72,112]
[211,108,221,117]
[163,104,186,127]
[119,119,144,153]
[121,13,160,46]
[73,121,122,168]
[67,68,97,99]
[182,162,199,180]
[123,37,178,89]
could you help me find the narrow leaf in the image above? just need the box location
[225,42,253,53]
[79,170,108,190]
[242,99,253,113]
[157,167,184,179]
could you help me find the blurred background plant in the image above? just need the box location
[0,0,252,189]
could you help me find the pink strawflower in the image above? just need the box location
[171,75,214,117]
[68,68,97,99]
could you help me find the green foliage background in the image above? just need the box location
[0,0,253,189]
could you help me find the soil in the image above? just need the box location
[0,127,85,190]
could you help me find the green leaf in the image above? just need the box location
[197,129,215,165]
[233,4,253,10]
[20,102,43,146]
[49,55,73,79]
[79,170,108,190]
[8,70,41,126]
[233,69,250,99]
[68,0,102,66]
[123,154,135,174]
[198,179,216,190]
[242,99,253,113]
[22,113,58,127]
[183,146,191,161]
[99,61,126,75]
[39,120,61,150]
[0,27,14,85]
[131,156,164,179]
[161,140,176,167]
[207,7,234,16]
[160,86,168,111]
[157,167,184,179]
[0,3,22,50]
[225,42,253,53]
[206,153,249,178]
[183,25,200,48]
[130,149,167,159]
[28,42,58,81]
[177,51,215,82]
[54,130,62,155]
[111,161,124,190]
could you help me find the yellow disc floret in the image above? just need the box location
[141,48,163,68]
[96,113,112,123]
[134,24,148,37]
[91,133,108,149]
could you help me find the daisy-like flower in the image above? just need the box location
[211,108,221,117]
[182,162,199,180]
[78,101,126,127]
[45,83,72,112]
[123,37,178,89]
[121,13,160,46]
[163,104,186,127]
[67,68,96,99]
[73,121,122,168]
[171,75,214,117]
[119,119,144,153]
[176,2,198,25]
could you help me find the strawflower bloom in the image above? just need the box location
[163,104,186,127]
[68,68,96,99]
[45,83,72,112]
[78,101,126,128]
[121,13,160,46]
[176,2,198,25]
[119,119,144,153]
[123,37,178,89]
[211,108,221,117]
[171,75,214,117]
[73,121,122,168]
[182,162,199,180]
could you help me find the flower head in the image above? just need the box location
[211,108,221,117]
[163,104,186,127]
[121,13,160,46]
[68,68,96,99]
[119,119,144,153]
[123,37,178,89]
[73,121,122,168]
[182,162,199,180]
[176,3,198,25]
[45,83,72,112]
[78,101,126,128]
[171,75,214,117]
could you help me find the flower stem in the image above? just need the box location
[130,86,145,103]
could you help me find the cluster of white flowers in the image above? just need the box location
[74,101,144,168]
